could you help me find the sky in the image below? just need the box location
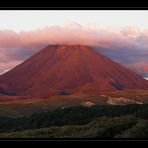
[0,10,148,79]
[1,10,148,32]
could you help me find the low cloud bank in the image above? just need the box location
[0,23,148,76]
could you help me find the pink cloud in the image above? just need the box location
[0,23,148,76]
[0,24,147,50]
[0,52,10,62]
[121,26,140,37]
[0,30,20,48]
[126,62,148,74]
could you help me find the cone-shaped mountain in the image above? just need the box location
[0,45,147,97]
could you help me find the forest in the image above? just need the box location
[0,104,148,138]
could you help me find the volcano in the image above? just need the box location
[0,45,147,97]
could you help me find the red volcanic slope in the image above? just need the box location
[0,45,147,97]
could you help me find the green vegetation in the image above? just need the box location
[0,104,148,138]
[0,116,138,138]
[115,120,148,138]
[0,104,145,133]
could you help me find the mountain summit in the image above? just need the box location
[0,45,147,97]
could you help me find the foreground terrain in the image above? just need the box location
[0,103,148,138]
[0,90,148,138]
[0,105,148,138]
